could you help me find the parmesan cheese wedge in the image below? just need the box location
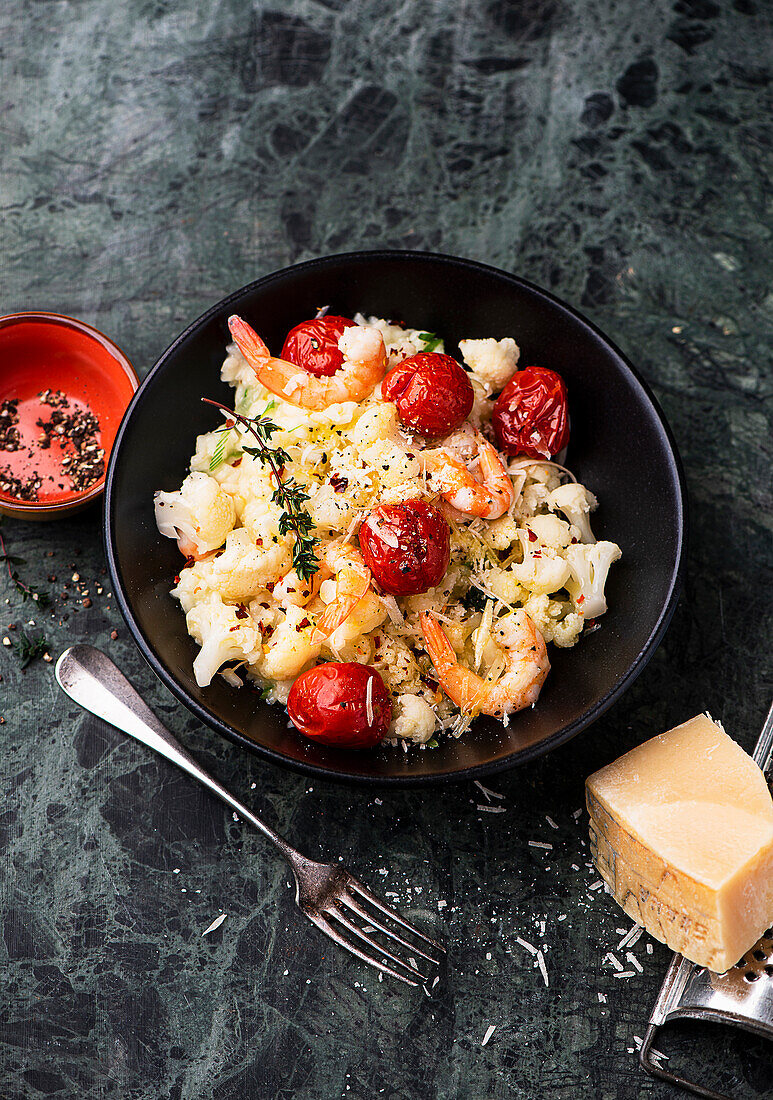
[586,714,773,972]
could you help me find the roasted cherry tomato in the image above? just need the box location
[281,315,356,377]
[381,352,474,439]
[492,366,569,459]
[359,500,450,597]
[287,663,391,748]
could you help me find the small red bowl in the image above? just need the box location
[0,312,138,519]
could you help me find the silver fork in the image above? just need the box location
[55,645,445,987]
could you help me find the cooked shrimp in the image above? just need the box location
[311,544,372,642]
[423,430,514,520]
[420,609,549,718]
[228,315,387,410]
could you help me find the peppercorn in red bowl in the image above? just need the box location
[0,313,138,520]
[105,251,686,785]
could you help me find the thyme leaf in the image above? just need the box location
[0,527,50,606]
[418,332,442,353]
[201,399,320,581]
[11,628,48,668]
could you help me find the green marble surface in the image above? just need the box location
[1,0,772,1097]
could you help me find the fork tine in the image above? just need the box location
[338,893,442,966]
[307,912,420,986]
[347,878,446,955]
[327,906,430,983]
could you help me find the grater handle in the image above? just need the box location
[639,1025,732,1100]
[750,698,773,774]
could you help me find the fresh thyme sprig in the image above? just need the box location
[202,399,320,580]
[0,527,50,606]
[11,628,48,669]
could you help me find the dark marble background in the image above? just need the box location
[1,0,772,1097]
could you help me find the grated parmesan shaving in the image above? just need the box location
[528,841,553,850]
[476,804,506,813]
[202,913,227,936]
[516,936,538,956]
[365,676,374,726]
[536,950,549,987]
[474,780,504,801]
[626,952,643,973]
[481,1024,497,1046]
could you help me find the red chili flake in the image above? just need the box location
[173,575,181,584]
[532,550,542,558]
[235,604,249,619]
[297,617,310,629]
[233,457,242,467]
[225,419,235,429]
[577,595,585,604]
[329,474,349,493]
[527,529,538,542]
[571,537,578,544]
[184,556,195,569]
[255,537,264,547]
[229,625,239,632]
[266,582,275,592]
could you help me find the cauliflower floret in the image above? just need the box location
[486,515,521,552]
[172,558,218,614]
[565,541,621,618]
[548,483,599,545]
[155,472,235,556]
[525,513,574,550]
[351,402,399,447]
[208,527,286,601]
[459,337,520,392]
[511,533,571,595]
[372,633,422,696]
[220,342,255,389]
[551,612,585,648]
[391,694,437,744]
[186,593,262,686]
[254,603,321,681]
[522,595,583,647]
[191,426,242,475]
[358,440,421,488]
[481,569,526,606]
[309,483,361,532]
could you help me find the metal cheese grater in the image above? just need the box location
[640,700,773,1099]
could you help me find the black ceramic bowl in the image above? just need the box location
[105,250,686,785]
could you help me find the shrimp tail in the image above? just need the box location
[228,315,272,363]
[311,563,371,643]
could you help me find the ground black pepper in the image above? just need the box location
[0,389,105,502]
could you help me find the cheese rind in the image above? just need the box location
[586,714,773,972]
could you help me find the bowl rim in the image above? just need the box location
[0,311,139,518]
[104,249,687,785]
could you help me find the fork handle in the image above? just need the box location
[55,645,300,865]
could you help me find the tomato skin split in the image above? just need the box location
[360,500,451,597]
[492,366,570,459]
[288,663,391,748]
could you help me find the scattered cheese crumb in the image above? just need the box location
[202,913,227,936]
[613,970,636,978]
[516,936,538,956]
[477,804,506,813]
[598,992,607,1003]
[626,952,643,973]
[474,780,504,801]
[528,841,553,850]
[545,815,559,829]
[481,1024,497,1047]
[604,952,624,972]
[536,950,549,987]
